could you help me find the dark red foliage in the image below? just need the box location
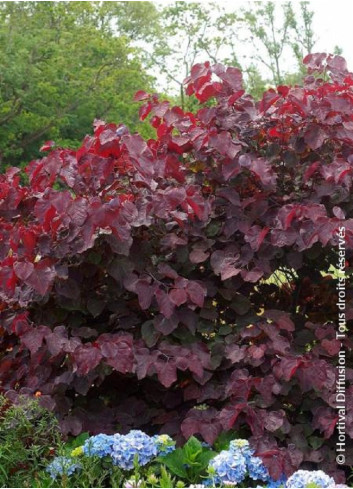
[0,53,352,481]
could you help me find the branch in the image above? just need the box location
[0,97,22,125]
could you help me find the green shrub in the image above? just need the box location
[0,395,62,487]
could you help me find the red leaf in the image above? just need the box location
[139,101,152,121]
[312,406,338,438]
[259,90,280,112]
[21,326,50,354]
[134,90,150,101]
[250,158,277,187]
[40,140,55,152]
[154,315,179,335]
[25,262,56,296]
[195,82,221,103]
[303,161,320,182]
[273,356,304,381]
[322,338,341,356]
[155,288,175,318]
[225,344,247,363]
[189,249,210,264]
[181,408,222,445]
[13,261,34,281]
[228,90,245,105]
[277,85,289,97]
[156,361,177,388]
[211,250,241,281]
[98,334,134,373]
[303,53,326,72]
[20,229,37,254]
[136,279,156,310]
[218,66,243,91]
[304,124,326,150]
[244,226,270,251]
[73,345,102,376]
[169,288,187,306]
[186,281,206,307]
[332,206,345,219]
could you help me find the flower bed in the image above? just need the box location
[0,392,351,488]
[44,430,346,488]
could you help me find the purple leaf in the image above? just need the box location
[155,288,175,318]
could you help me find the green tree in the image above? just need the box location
[0,1,157,169]
[153,2,317,103]
[240,1,316,86]
[150,3,241,109]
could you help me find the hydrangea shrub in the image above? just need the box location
[46,456,81,480]
[0,53,352,481]
[208,439,269,485]
[285,469,335,488]
[46,430,344,488]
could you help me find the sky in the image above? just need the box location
[7,0,353,88]
[309,0,353,67]
[149,0,353,93]
[216,0,353,69]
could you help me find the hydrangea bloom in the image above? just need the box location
[71,445,84,457]
[111,430,158,469]
[266,475,287,487]
[152,434,176,456]
[230,439,255,461]
[208,449,247,485]
[247,454,270,481]
[286,470,335,488]
[83,433,115,457]
[46,456,81,479]
[230,439,251,450]
[229,439,269,482]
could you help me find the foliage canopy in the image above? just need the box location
[0,1,155,168]
[0,53,352,483]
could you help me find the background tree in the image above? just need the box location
[0,1,342,168]
[151,2,317,105]
[239,1,316,86]
[149,3,242,110]
[0,1,158,169]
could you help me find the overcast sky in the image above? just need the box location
[150,0,353,92]
[216,0,353,69]
[309,0,353,67]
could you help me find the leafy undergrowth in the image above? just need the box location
[0,52,352,485]
[0,396,348,488]
[0,395,62,487]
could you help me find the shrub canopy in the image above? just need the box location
[0,53,352,482]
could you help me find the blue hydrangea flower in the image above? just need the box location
[46,456,81,479]
[203,479,213,487]
[111,430,158,469]
[286,470,335,488]
[208,449,247,485]
[229,439,270,482]
[83,433,115,457]
[230,439,255,462]
[152,434,176,456]
[229,439,252,452]
[266,475,287,487]
[247,455,270,481]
